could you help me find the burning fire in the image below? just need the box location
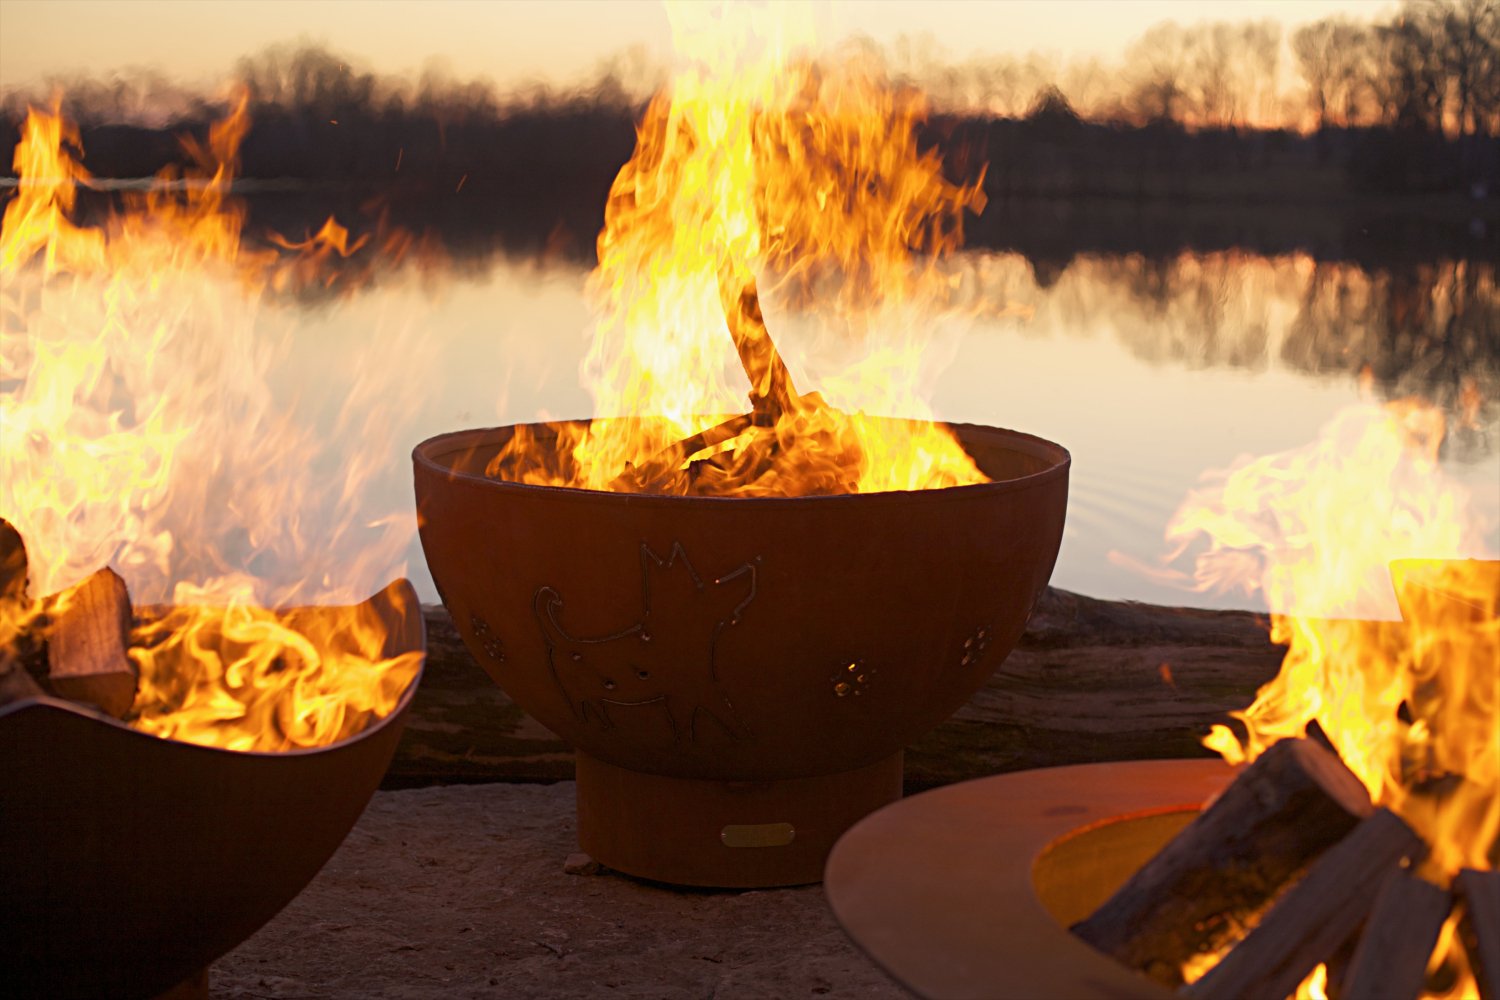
[1162,399,1496,877]
[1158,398,1496,992]
[488,3,989,497]
[1,97,421,750]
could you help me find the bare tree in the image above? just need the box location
[1372,3,1450,132]
[1293,19,1340,128]
[1127,22,1196,123]
[1241,21,1283,127]
[1438,0,1499,137]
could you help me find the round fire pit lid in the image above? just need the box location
[824,759,1234,1000]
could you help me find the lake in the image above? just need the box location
[260,246,1497,615]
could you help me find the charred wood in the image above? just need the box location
[1342,869,1453,1000]
[1181,808,1426,1000]
[1071,736,1372,987]
[0,517,27,608]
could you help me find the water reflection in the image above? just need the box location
[237,243,1500,611]
[962,251,1496,458]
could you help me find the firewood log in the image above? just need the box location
[0,517,49,703]
[1342,868,1453,1000]
[1181,808,1425,1000]
[0,517,27,608]
[45,566,137,718]
[1459,868,1500,1000]
[1072,736,1373,986]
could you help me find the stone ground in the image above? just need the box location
[212,591,1285,998]
[212,782,908,1000]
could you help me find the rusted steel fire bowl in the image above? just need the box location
[0,580,426,1000]
[413,418,1069,887]
[825,759,1235,999]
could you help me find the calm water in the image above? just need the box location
[267,249,1499,614]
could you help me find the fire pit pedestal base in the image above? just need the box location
[154,967,208,1000]
[577,751,904,887]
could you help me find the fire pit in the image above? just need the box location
[1,581,425,1000]
[824,758,1233,999]
[414,416,1068,886]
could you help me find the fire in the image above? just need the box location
[1,97,421,750]
[1156,398,1495,994]
[487,2,988,496]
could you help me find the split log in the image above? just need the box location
[45,567,137,718]
[1,517,27,607]
[1182,808,1425,1000]
[1459,868,1500,1000]
[1072,736,1373,987]
[1342,869,1453,1000]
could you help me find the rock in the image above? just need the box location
[213,783,905,999]
[563,852,601,876]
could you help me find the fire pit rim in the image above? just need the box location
[412,417,1071,506]
[0,577,426,758]
[824,758,1235,999]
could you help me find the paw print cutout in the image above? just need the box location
[830,658,876,699]
[470,613,506,663]
[960,626,993,668]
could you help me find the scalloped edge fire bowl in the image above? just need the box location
[1,579,426,1000]
[414,418,1069,887]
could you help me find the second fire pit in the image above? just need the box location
[414,416,1069,886]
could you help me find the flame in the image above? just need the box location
[1158,398,1493,993]
[487,2,988,497]
[1167,400,1496,876]
[1295,963,1329,1000]
[1,97,420,750]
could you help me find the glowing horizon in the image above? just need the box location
[1,0,1395,99]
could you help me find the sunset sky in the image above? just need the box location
[2,0,1395,95]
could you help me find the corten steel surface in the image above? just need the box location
[413,418,1069,886]
[0,580,426,1000]
[824,759,1235,1000]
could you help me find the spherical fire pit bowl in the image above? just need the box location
[0,580,425,1000]
[824,758,1235,999]
[413,417,1069,887]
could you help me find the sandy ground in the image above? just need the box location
[212,782,909,1000]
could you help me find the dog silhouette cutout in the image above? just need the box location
[534,542,755,742]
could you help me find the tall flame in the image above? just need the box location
[1160,399,1497,878]
[1,97,421,750]
[489,2,989,496]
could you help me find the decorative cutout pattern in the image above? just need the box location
[534,542,755,743]
[470,613,506,663]
[960,626,993,668]
[830,658,876,698]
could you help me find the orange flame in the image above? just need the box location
[1164,401,1494,881]
[488,3,988,496]
[1,97,420,750]
[1160,398,1493,994]
[1167,400,1496,876]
